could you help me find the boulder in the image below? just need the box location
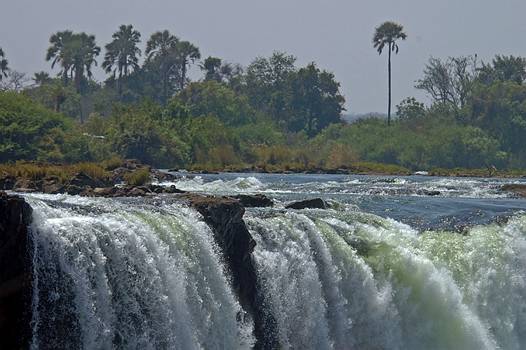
[110,167,132,183]
[501,184,526,197]
[127,186,149,197]
[286,198,329,210]
[41,176,64,194]
[232,194,274,208]
[0,174,16,190]
[13,179,38,193]
[0,192,33,350]
[65,185,86,195]
[419,189,441,196]
[67,172,106,189]
[150,169,178,182]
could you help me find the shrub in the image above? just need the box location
[124,168,151,186]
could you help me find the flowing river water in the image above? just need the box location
[19,173,526,349]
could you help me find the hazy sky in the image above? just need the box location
[1,0,525,113]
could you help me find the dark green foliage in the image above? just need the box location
[172,81,254,126]
[102,24,142,95]
[288,63,345,135]
[0,91,88,162]
[4,25,526,173]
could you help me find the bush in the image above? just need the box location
[124,168,151,186]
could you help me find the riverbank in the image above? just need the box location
[180,162,526,179]
[2,161,526,195]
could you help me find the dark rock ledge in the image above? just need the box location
[0,192,33,350]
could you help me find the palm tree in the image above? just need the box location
[145,30,179,101]
[0,48,8,80]
[373,21,407,126]
[69,33,100,94]
[46,31,100,93]
[102,24,141,93]
[201,56,222,81]
[175,41,200,90]
[33,71,51,86]
[46,30,74,84]
[145,30,178,61]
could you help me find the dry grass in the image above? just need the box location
[0,161,111,182]
[124,168,151,186]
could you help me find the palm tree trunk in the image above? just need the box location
[388,42,392,126]
[180,61,187,91]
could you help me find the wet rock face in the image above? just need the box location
[232,194,274,208]
[82,184,186,197]
[0,191,33,350]
[286,198,329,210]
[501,184,526,197]
[188,195,278,349]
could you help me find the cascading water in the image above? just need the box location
[19,179,526,350]
[246,208,526,350]
[25,195,254,350]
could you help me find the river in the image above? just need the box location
[21,173,526,349]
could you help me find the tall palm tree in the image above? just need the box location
[373,21,407,126]
[175,41,200,90]
[69,33,100,94]
[102,24,141,93]
[201,56,222,81]
[145,30,178,61]
[145,30,179,101]
[0,48,8,80]
[45,30,74,84]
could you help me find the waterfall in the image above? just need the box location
[21,193,526,349]
[26,195,254,350]
[246,208,526,350]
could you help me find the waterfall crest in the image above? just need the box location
[21,193,526,349]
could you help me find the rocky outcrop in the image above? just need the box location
[0,174,16,190]
[501,184,526,197]
[286,198,329,209]
[418,189,441,196]
[188,195,278,349]
[82,184,186,197]
[232,194,274,208]
[0,192,33,350]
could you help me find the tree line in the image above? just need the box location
[2,22,526,172]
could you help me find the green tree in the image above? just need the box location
[478,55,526,85]
[175,41,200,90]
[32,71,51,86]
[174,80,254,126]
[245,52,297,123]
[46,31,100,94]
[201,56,222,81]
[69,33,100,94]
[396,97,426,120]
[0,48,8,81]
[102,24,141,94]
[416,56,477,109]
[45,30,74,84]
[373,21,407,126]
[289,63,345,135]
[145,30,179,102]
[0,91,76,162]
